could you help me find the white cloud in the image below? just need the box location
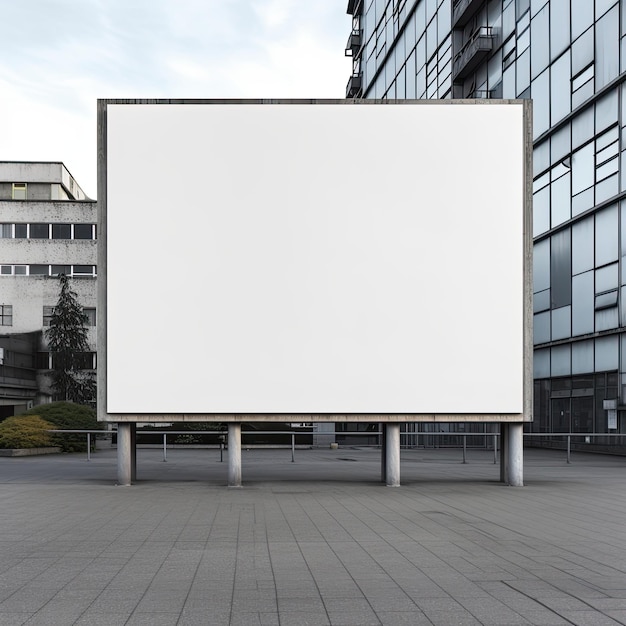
[0,0,352,197]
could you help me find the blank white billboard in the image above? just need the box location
[102,101,528,416]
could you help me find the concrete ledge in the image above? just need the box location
[0,447,61,457]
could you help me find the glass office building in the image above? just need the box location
[345,0,626,446]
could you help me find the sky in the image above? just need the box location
[0,0,352,199]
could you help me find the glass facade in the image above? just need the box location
[347,0,626,441]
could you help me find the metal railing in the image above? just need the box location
[48,430,626,465]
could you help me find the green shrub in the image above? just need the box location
[19,402,101,452]
[0,415,55,449]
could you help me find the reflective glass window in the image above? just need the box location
[595,335,619,371]
[534,348,550,378]
[572,106,594,148]
[572,271,594,335]
[572,0,594,40]
[534,311,550,343]
[551,53,571,124]
[29,265,48,275]
[14,224,26,238]
[534,288,551,312]
[551,125,570,164]
[551,172,571,228]
[595,7,619,90]
[516,50,530,95]
[551,344,571,376]
[572,28,593,77]
[572,340,594,374]
[533,186,550,235]
[572,142,594,194]
[596,205,619,266]
[74,224,93,239]
[531,69,550,138]
[572,217,594,275]
[551,229,571,308]
[533,239,550,292]
[550,0,570,61]
[596,263,618,293]
[552,306,571,340]
[530,6,549,78]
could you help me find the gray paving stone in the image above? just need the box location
[0,615,31,626]
[377,612,432,625]
[278,612,331,626]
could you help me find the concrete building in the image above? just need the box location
[345,0,626,448]
[0,162,96,417]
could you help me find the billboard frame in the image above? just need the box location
[97,98,533,425]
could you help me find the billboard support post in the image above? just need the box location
[385,423,400,487]
[117,423,132,486]
[228,423,242,487]
[508,424,524,487]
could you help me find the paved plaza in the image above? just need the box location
[1,445,626,625]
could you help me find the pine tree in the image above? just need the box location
[45,274,96,405]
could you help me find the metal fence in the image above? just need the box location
[48,429,626,465]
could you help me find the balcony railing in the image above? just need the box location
[345,73,363,98]
[452,0,485,28]
[452,26,493,81]
[345,29,362,57]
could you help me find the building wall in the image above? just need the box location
[0,163,96,412]
[348,0,626,439]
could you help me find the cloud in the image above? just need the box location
[0,0,352,196]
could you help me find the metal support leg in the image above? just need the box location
[507,423,524,487]
[385,423,400,487]
[117,423,132,486]
[228,423,242,487]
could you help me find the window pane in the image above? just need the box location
[551,344,571,376]
[572,0,594,40]
[14,224,27,238]
[73,224,93,239]
[572,340,594,374]
[572,143,594,194]
[51,265,71,276]
[551,229,571,307]
[550,53,570,124]
[12,183,26,200]
[534,311,550,343]
[0,224,11,238]
[29,223,49,239]
[83,308,96,326]
[595,7,619,90]
[0,266,12,275]
[552,305,571,340]
[551,172,570,227]
[572,271,594,335]
[29,265,49,275]
[533,186,550,235]
[531,69,550,137]
[572,216,594,275]
[52,224,71,239]
[14,266,26,275]
[595,335,618,371]
[550,0,570,60]
[533,239,550,292]
[596,205,618,266]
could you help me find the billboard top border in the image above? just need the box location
[98,98,528,107]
